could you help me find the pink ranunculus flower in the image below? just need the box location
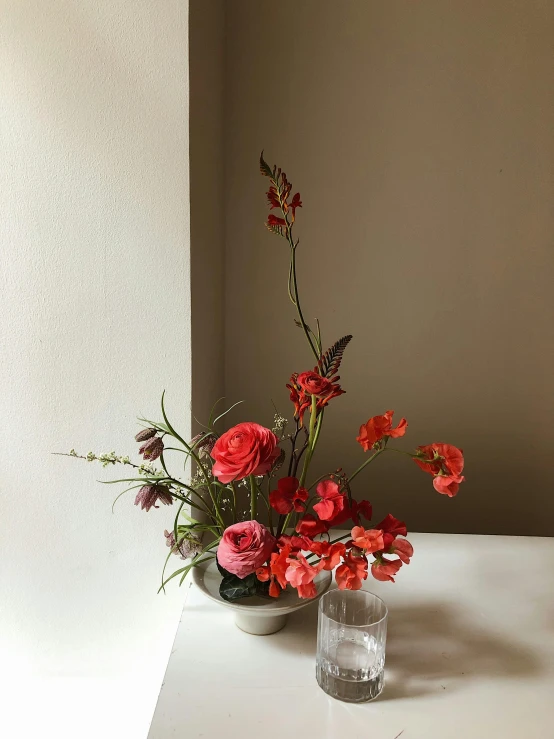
[217,521,276,579]
[211,422,280,484]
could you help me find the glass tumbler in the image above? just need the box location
[316,589,388,702]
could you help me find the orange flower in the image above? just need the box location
[308,541,346,571]
[371,557,402,582]
[391,538,413,564]
[414,443,465,497]
[335,552,368,590]
[351,526,385,553]
[285,554,319,599]
[357,410,407,451]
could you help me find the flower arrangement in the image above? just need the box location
[63,154,465,601]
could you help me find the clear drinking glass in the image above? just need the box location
[316,589,388,702]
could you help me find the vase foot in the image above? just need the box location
[234,611,288,635]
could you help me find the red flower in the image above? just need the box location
[290,192,302,220]
[375,513,407,549]
[296,371,333,397]
[296,514,329,537]
[371,557,402,582]
[391,538,413,564]
[270,544,292,589]
[266,184,280,209]
[415,443,465,496]
[269,476,308,514]
[286,374,312,425]
[336,552,368,590]
[211,422,280,484]
[328,499,373,527]
[256,564,281,598]
[308,541,346,571]
[357,410,407,451]
[285,554,320,599]
[276,534,312,552]
[351,526,385,553]
[313,479,345,521]
[433,475,463,497]
[267,214,286,228]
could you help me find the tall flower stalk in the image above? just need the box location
[62,154,465,602]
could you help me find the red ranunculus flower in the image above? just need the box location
[336,552,368,590]
[414,443,465,497]
[296,371,333,397]
[296,514,329,537]
[211,422,280,484]
[357,410,408,451]
[269,476,308,514]
[351,526,385,553]
[308,541,346,571]
[313,479,345,521]
[218,520,276,579]
[371,557,402,582]
[285,554,320,599]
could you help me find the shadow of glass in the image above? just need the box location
[268,599,543,700]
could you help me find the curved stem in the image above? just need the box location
[348,448,385,483]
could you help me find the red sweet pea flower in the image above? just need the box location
[415,443,465,497]
[256,564,281,598]
[296,514,329,537]
[313,479,346,521]
[336,552,368,590]
[285,554,320,599]
[375,513,407,549]
[351,526,385,553]
[270,544,292,590]
[328,499,373,527]
[269,476,308,514]
[357,410,408,451]
[277,534,312,552]
[391,538,413,564]
[433,475,463,497]
[371,557,402,582]
[309,541,346,571]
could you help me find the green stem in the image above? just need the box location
[348,448,385,483]
[249,475,258,520]
[299,395,318,487]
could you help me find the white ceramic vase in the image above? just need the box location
[192,558,332,635]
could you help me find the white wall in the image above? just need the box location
[0,3,190,738]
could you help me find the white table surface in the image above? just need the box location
[148,532,554,739]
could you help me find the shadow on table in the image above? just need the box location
[272,600,543,700]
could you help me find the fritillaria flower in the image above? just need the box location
[134,484,172,512]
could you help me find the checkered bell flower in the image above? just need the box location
[164,529,202,559]
[135,427,158,442]
[134,484,173,512]
[139,436,164,461]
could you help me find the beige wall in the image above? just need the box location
[222,0,554,535]
[190,0,225,429]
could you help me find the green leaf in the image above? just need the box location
[259,151,273,178]
[219,573,259,602]
[213,400,244,426]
